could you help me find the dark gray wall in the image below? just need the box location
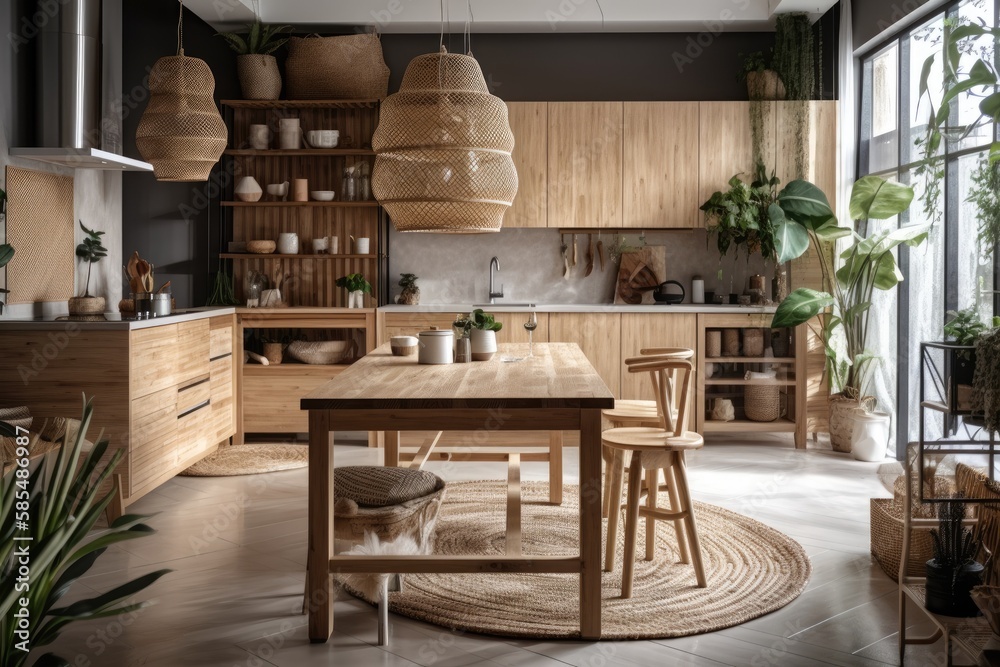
[2,0,40,149]
[853,0,937,50]
[123,0,837,307]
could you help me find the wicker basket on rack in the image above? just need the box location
[744,383,780,421]
[870,498,935,582]
[722,329,740,356]
[705,330,721,358]
[285,33,390,100]
[743,328,765,357]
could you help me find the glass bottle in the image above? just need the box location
[359,162,371,201]
[343,166,358,202]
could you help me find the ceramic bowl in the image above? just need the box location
[246,240,276,254]
[310,190,336,202]
[390,335,419,357]
[306,130,340,148]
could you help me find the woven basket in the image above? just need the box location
[829,394,862,453]
[706,331,721,358]
[743,328,764,357]
[237,54,282,100]
[286,339,352,365]
[870,498,934,582]
[372,49,517,233]
[135,53,228,182]
[285,33,389,100]
[745,384,780,421]
[722,330,740,356]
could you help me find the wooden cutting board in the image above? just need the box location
[615,247,667,305]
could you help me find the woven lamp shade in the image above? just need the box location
[136,52,227,182]
[372,49,518,233]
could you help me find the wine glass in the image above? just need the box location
[523,311,538,357]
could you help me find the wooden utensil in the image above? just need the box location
[560,234,569,279]
[584,234,594,277]
[571,234,577,266]
[596,234,605,271]
[157,280,171,294]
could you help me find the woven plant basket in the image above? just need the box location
[372,48,518,233]
[136,52,228,182]
[829,394,862,453]
[870,498,934,582]
[285,33,389,100]
[746,70,786,100]
[743,328,765,357]
[745,384,780,422]
[237,54,282,100]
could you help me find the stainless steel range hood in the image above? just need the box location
[12,0,152,172]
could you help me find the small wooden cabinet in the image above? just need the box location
[504,102,548,228]
[547,102,623,228]
[623,102,701,229]
[0,313,237,519]
[619,313,698,419]
[548,313,622,397]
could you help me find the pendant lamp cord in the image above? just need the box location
[464,0,473,56]
[595,0,604,31]
[176,0,184,56]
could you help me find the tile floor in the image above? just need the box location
[44,434,952,666]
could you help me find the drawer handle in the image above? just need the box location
[178,400,210,419]
[178,375,210,393]
[209,352,233,362]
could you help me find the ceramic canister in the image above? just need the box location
[418,328,454,365]
[235,176,262,202]
[293,178,308,202]
[248,124,270,150]
[277,232,299,255]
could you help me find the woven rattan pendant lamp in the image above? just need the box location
[136,0,227,182]
[372,45,518,233]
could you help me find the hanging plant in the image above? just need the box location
[972,327,1000,434]
[773,13,816,178]
[969,156,1000,257]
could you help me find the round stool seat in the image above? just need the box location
[603,427,704,452]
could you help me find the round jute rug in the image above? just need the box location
[180,444,308,476]
[342,481,810,640]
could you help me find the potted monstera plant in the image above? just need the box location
[769,175,924,456]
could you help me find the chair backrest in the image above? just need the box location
[626,357,695,437]
[623,348,694,429]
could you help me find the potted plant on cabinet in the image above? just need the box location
[396,273,420,305]
[217,20,291,100]
[454,309,503,361]
[943,307,1000,412]
[925,497,983,617]
[739,50,785,101]
[69,221,107,316]
[336,273,372,309]
[769,175,925,456]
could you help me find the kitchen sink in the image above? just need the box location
[472,303,537,308]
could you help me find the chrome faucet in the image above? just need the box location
[488,256,504,304]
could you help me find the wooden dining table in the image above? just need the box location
[300,342,615,642]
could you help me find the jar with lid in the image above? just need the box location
[343,166,358,202]
[358,162,371,201]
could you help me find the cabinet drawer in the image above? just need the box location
[130,384,178,494]
[131,325,179,398]
[177,374,211,415]
[209,318,233,359]
[210,355,235,441]
[178,320,211,381]
[176,401,214,462]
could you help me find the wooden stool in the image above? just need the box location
[603,357,706,597]
[601,348,693,520]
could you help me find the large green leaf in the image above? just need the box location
[770,204,810,263]
[849,175,914,221]
[771,288,834,329]
[812,217,851,242]
[777,180,834,225]
[981,92,1000,121]
[0,243,14,267]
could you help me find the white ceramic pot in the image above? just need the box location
[348,290,364,308]
[355,237,370,254]
[277,232,299,255]
[850,409,891,462]
[248,124,270,150]
[470,329,497,361]
[305,130,340,148]
[418,328,454,365]
[267,181,289,200]
[235,176,262,202]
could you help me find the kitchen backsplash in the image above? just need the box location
[388,227,776,306]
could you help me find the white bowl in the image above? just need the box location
[310,190,336,202]
[391,336,418,347]
[306,130,340,149]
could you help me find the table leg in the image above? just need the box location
[549,431,563,504]
[307,410,334,642]
[579,408,602,640]
[385,430,400,467]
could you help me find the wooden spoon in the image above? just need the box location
[584,234,594,277]
[157,280,171,294]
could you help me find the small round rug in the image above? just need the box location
[342,481,810,640]
[181,444,308,476]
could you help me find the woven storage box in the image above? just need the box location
[285,33,389,100]
[745,385,780,421]
[743,328,765,357]
[871,498,935,582]
[705,331,721,358]
[722,330,740,356]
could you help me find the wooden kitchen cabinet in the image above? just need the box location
[547,102,623,228]
[698,101,776,206]
[548,313,621,397]
[623,102,701,229]
[619,314,698,416]
[0,312,237,520]
[504,102,547,228]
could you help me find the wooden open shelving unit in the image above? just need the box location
[695,312,808,448]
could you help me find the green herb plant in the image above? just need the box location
[700,163,781,268]
[453,309,503,337]
[75,221,107,298]
[335,273,372,294]
[0,397,170,666]
[217,21,291,55]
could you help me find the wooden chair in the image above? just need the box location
[603,357,706,597]
[601,348,693,520]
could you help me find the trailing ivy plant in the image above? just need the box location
[972,327,1000,434]
[773,13,816,178]
[969,156,1000,256]
[770,175,925,402]
[700,163,781,265]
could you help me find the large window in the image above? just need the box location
[858,0,999,452]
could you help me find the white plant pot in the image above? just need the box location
[348,290,364,309]
[470,329,497,361]
[850,409,891,462]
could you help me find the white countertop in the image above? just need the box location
[378,303,777,314]
[0,307,236,331]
